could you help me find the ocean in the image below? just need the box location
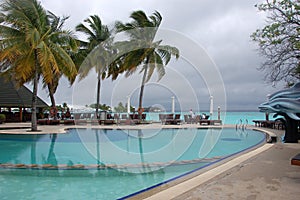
[144,111,277,125]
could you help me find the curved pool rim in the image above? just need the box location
[121,127,266,199]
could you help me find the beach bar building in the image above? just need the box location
[0,77,48,122]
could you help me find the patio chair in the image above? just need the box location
[174,114,183,124]
[165,114,174,125]
[159,114,166,124]
[184,115,191,124]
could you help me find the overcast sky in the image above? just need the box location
[35,0,286,112]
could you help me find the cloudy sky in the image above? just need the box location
[36,0,285,112]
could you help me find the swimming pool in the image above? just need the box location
[0,128,265,199]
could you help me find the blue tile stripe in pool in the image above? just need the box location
[220,138,242,141]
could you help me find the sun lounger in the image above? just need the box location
[212,120,222,125]
[118,119,131,125]
[174,114,183,124]
[291,153,300,166]
[129,114,143,124]
[121,114,128,119]
[184,114,198,124]
[199,119,211,125]
[64,119,75,125]
[38,119,60,125]
[38,119,49,125]
[49,119,60,125]
[199,119,222,125]
[75,119,87,125]
[159,114,181,125]
[164,114,174,124]
[184,115,191,124]
[73,113,81,120]
[159,114,167,124]
[102,119,116,125]
[252,120,276,128]
[90,119,99,125]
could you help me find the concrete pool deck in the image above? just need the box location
[0,123,299,199]
[177,142,300,200]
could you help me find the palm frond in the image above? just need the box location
[76,23,95,41]
[149,11,162,27]
[157,45,180,65]
[113,10,179,90]
[145,63,155,83]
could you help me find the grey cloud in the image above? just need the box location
[35,0,282,111]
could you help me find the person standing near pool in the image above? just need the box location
[189,109,195,119]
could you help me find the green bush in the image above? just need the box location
[0,114,6,123]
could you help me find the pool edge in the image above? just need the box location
[139,142,273,200]
[124,127,272,200]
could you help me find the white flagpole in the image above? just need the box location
[171,96,175,113]
[127,96,130,114]
[210,96,213,119]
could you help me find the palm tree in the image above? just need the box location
[43,12,78,118]
[76,15,112,118]
[0,0,77,131]
[115,10,179,113]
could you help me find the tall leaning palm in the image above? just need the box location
[43,12,78,116]
[76,15,111,118]
[115,10,179,113]
[0,0,77,131]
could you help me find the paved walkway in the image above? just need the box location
[176,142,300,200]
[140,128,300,200]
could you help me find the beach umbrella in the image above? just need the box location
[171,96,175,113]
[210,96,213,118]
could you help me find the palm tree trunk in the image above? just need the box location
[48,84,57,120]
[49,91,56,107]
[139,65,148,110]
[96,71,101,118]
[31,51,39,131]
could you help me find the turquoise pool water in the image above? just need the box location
[0,128,265,199]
